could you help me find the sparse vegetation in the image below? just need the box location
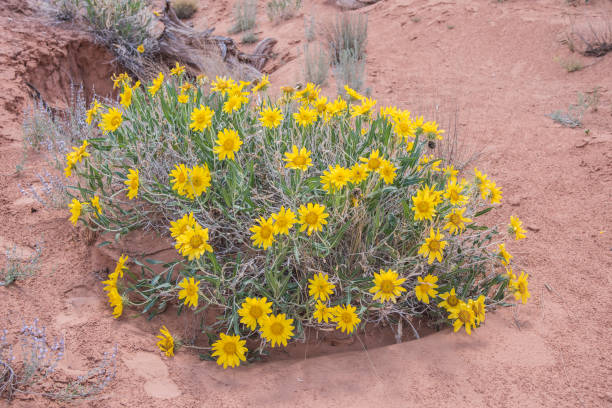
[266,0,302,23]
[304,15,316,42]
[230,0,257,34]
[303,44,330,85]
[0,244,43,287]
[241,31,259,44]
[334,49,366,95]
[172,0,198,20]
[547,93,589,128]
[567,17,612,57]
[324,12,368,64]
[556,56,584,72]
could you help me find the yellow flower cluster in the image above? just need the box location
[307,272,361,333]
[102,254,128,319]
[64,140,89,177]
[169,163,211,199]
[170,213,213,261]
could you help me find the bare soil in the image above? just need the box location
[1,0,611,407]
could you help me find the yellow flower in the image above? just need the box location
[272,206,297,235]
[211,333,248,369]
[344,84,364,101]
[369,269,407,303]
[377,159,397,184]
[393,116,416,141]
[111,72,130,89]
[470,295,486,325]
[223,95,244,113]
[211,76,236,94]
[298,203,329,236]
[444,207,472,235]
[169,212,196,240]
[422,121,445,140]
[293,106,318,127]
[85,100,102,124]
[137,44,144,53]
[124,168,139,200]
[295,82,319,103]
[251,74,270,93]
[101,272,117,293]
[327,165,351,190]
[510,271,530,304]
[260,313,295,347]
[313,96,328,114]
[259,106,283,128]
[177,93,189,104]
[98,107,123,134]
[184,164,211,199]
[349,163,370,183]
[438,288,461,312]
[178,276,200,308]
[113,254,129,278]
[308,272,335,302]
[488,181,502,204]
[418,228,447,265]
[411,185,439,221]
[196,74,208,85]
[179,82,194,93]
[238,297,273,330]
[498,243,512,265]
[283,145,312,171]
[332,304,361,334]
[148,72,164,96]
[474,167,491,199]
[90,195,102,216]
[176,224,214,260]
[106,287,123,319]
[359,149,384,172]
[448,301,475,334]
[325,96,347,117]
[156,326,174,357]
[509,215,526,240]
[169,163,190,195]
[442,165,458,180]
[64,140,90,176]
[444,179,468,206]
[213,128,242,161]
[170,62,185,76]
[119,84,133,108]
[505,266,517,281]
[313,301,333,323]
[68,198,82,226]
[414,274,438,304]
[250,216,276,250]
[189,105,214,131]
[350,97,377,118]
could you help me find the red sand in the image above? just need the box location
[1,0,611,406]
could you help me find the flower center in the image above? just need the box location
[448,295,458,307]
[186,284,196,296]
[270,322,284,336]
[130,179,138,189]
[518,282,526,294]
[450,190,459,201]
[177,172,187,183]
[260,225,272,239]
[417,201,430,213]
[368,157,381,170]
[450,214,461,225]
[294,155,306,165]
[190,234,203,249]
[305,212,318,225]
[249,305,262,319]
[223,139,235,151]
[223,342,236,354]
[458,310,471,323]
[380,280,394,293]
[428,240,440,251]
[191,175,202,187]
[111,116,121,127]
[341,312,353,324]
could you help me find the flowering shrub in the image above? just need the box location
[64,69,531,368]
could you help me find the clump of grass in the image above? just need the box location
[46,0,81,21]
[334,49,366,95]
[172,0,198,20]
[230,0,257,34]
[266,0,302,23]
[556,56,584,72]
[0,320,117,401]
[0,243,43,287]
[304,15,316,42]
[303,44,329,85]
[324,12,368,65]
[241,31,259,44]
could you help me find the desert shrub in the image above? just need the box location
[555,56,584,72]
[303,44,329,85]
[547,93,589,128]
[0,244,43,287]
[172,0,198,20]
[58,71,531,368]
[266,0,302,23]
[334,49,366,94]
[304,15,316,42]
[241,31,259,44]
[230,0,257,34]
[0,320,117,401]
[324,12,368,65]
[567,17,612,57]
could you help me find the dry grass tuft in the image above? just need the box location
[172,0,198,20]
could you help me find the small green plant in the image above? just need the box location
[0,244,43,287]
[241,31,259,44]
[304,15,316,42]
[334,49,366,95]
[548,93,589,128]
[173,0,198,20]
[230,0,257,34]
[325,12,368,65]
[266,0,302,23]
[303,44,329,85]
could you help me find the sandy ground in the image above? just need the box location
[1,0,611,407]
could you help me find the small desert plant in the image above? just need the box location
[47,0,81,21]
[266,0,302,23]
[0,320,117,401]
[556,56,584,72]
[303,44,330,85]
[230,0,257,34]
[241,31,259,44]
[547,93,589,127]
[568,17,612,57]
[304,15,316,42]
[324,12,368,65]
[46,69,533,368]
[0,244,43,287]
[334,49,366,94]
[172,0,198,20]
